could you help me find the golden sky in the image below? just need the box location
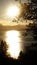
[0,19,18,26]
[0,18,33,26]
[0,0,29,26]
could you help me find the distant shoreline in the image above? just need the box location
[0,25,26,31]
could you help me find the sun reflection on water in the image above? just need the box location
[6,30,21,59]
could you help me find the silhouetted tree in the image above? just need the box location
[28,0,37,22]
[0,40,8,56]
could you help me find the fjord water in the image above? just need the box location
[0,30,35,59]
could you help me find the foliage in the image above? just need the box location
[0,40,8,56]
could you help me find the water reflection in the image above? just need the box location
[6,30,21,59]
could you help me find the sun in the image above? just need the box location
[7,5,20,18]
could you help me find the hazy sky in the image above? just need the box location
[0,0,29,26]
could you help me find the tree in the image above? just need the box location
[22,0,37,22]
[12,0,37,23]
[0,40,8,56]
[28,0,37,22]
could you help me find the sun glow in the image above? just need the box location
[6,30,21,59]
[7,5,20,18]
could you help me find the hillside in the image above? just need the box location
[0,25,26,31]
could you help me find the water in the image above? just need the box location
[0,30,24,59]
[0,30,37,59]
